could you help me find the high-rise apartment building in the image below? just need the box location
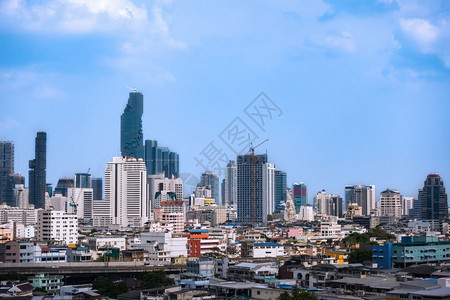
[28,132,47,209]
[121,90,144,158]
[236,154,275,226]
[345,185,375,216]
[105,157,148,227]
[379,189,402,217]
[148,173,183,211]
[224,161,237,207]
[292,182,307,214]
[92,178,103,200]
[314,190,343,218]
[199,171,219,204]
[419,174,448,229]
[274,170,287,211]
[144,140,179,178]
[0,141,14,206]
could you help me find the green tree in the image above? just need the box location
[267,214,274,221]
[92,278,127,298]
[368,227,395,240]
[348,249,372,264]
[141,270,174,289]
[2,271,27,281]
[277,287,318,300]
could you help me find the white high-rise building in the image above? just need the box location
[315,190,332,215]
[402,196,414,216]
[67,188,93,223]
[13,184,29,208]
[237,154,275,226]
[37,210,78,245]
[380,189,402,217]
[224,160,237,207]
[148,173,183,210]
[105,157,148,228]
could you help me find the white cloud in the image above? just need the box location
[400,18,438,48]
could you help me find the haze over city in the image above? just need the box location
[0,0,449,200]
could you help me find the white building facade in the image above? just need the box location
[37,210,78,245]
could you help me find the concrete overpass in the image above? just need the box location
[0,261,186,276]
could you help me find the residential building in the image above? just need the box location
[28,132,47,209]
[392,236,450,268]
[30,273,64,295]
[37,210,78,245]
[0,205,38,226]
[0,240,19,263]
[237,154,275,226]
[88,236,126,251]
[186,230,220,257]
[104,156,148,227]
[136,232,187,263]
[224,161,237,207]
[121,90,144,158]
[379,189,402,217]
[345,184,375,216]
[251,243,285,258]
[292,182,307,213]
[419,173,448,230]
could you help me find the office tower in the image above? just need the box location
[379,189,402,217]
[292,182,307,214]
[221,179,225,206]
[75,173,92,188]
[121,90,144,158]
[402,196,414,216]
[13,184,29,208]
[6,173,25,206]
[419,174,448,229]
[28,132,47,209]
[92,178,103,200]
[236,153,275,226]
[199,171,219,203]
[105,157,148,227]
[144,140,179,178]
[315,190,331,215]
[148,173,183,210]
[224,160,237,207]
[345,185,375,216]
[331,195,343,218]
[46,183,52,197]
[0,141,14,206]
[274,170,287,211]
[54,178,74,197]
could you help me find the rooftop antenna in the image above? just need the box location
[126,86,139,93]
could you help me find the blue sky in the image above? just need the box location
[0,0,449,201]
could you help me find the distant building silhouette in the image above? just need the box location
[28,132,47,209]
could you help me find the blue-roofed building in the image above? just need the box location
[252,243,285,258]
[372,243,393,268]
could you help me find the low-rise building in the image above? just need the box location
[251,243,285,258]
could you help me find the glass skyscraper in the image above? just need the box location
[200,171,220,203]
[0,141,14,206]
[419,173,448,230]
[75,173,92,188]
[92,178,103,200]
[29,132,47,209]
[144,139,179,178]
[121,90,144,158]
[274,170,287,211]
[293,182,307,214]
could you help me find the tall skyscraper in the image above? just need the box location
[92,178,103,200]
[224,160,237,207]
[105,156,148,227]
[331,195,343,218]
[75,173,92,188]
[28,132,47,209]
[379,189,402,217]
[292,182,307,214]
[274,170,287,211]
[121,90,144,158]
[0,141,14,206]
[419,174,448,229]
[54,178,74,197]
[144,140,179,178]
[199,171,220,203]
[345,184,375,216]
[237,154,275,226]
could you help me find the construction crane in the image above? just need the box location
[249,139,269,226]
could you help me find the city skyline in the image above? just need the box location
[0,0,449,201]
